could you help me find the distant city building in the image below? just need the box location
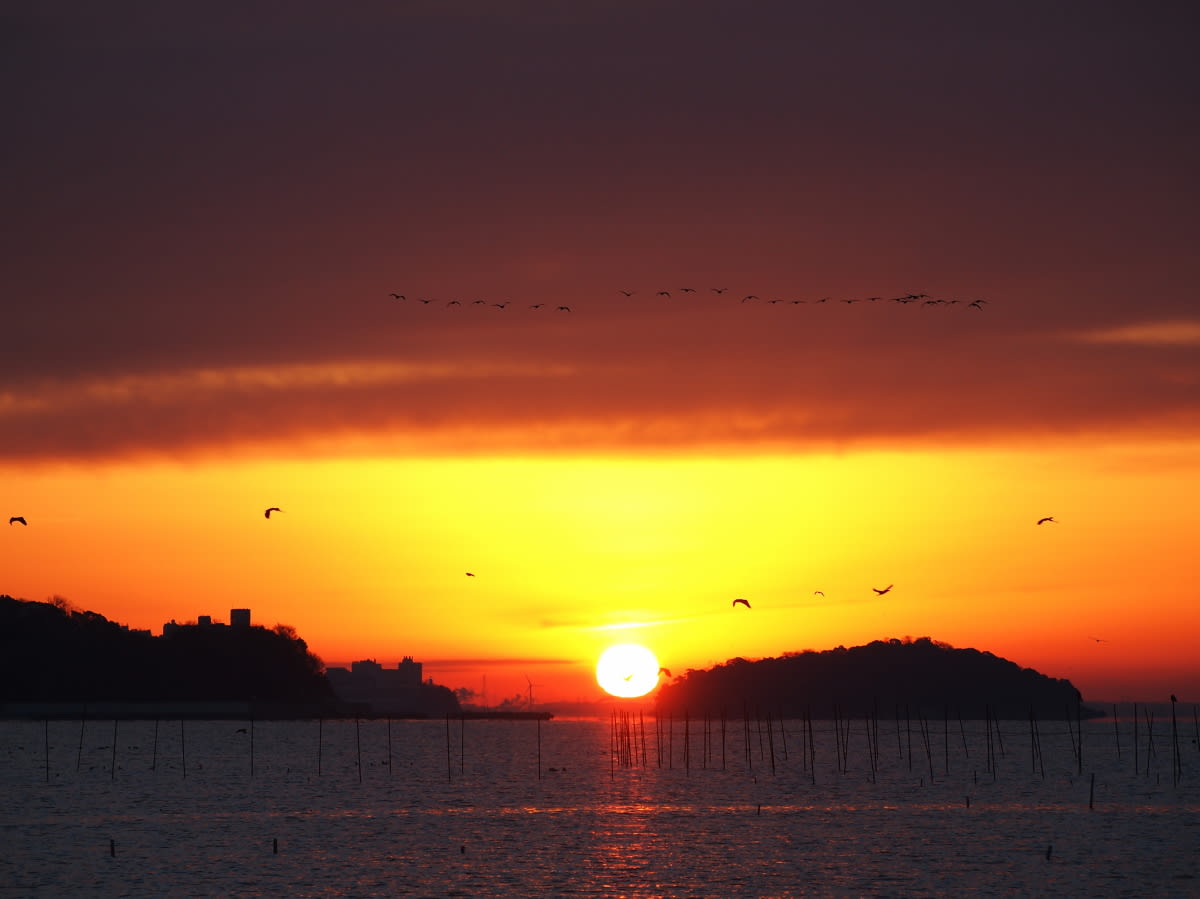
[325,656,428,713]
[162,609,252,636]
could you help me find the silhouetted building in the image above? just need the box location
[162,609,251,636]
[325,656,432,714]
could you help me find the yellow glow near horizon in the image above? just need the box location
[2,438,1199,702]
[596,643,661,697]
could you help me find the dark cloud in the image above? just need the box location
[4,2,1198,461]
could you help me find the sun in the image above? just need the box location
[596,643,661,698]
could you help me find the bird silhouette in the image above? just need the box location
[556,306,572,312]
[389,293,405,300]
[465,572,475,577]
[813,590,824,596]
[618,290,635,297]
[732,598,751,609]
[264,507,282,519]
[872,584,893,595]
[656,291,671,297]
[658,667,672,677]
[1037,516,1056,525]
[1088,636,1107,643]
[529,303,545,309]
[9,516,27,526]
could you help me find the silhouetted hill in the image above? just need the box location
[0,595,333,705]
[656,637,1100,720]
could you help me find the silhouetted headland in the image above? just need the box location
[655,637,1103,720]
[0,595,459,719]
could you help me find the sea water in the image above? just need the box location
[1,715,1197,897]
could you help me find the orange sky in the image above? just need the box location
[4,2,1198,705]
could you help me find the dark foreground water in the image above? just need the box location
[2,715,1197,897]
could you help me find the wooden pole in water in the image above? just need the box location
[180,719,187,779]
[444,713,452,783]
[250,715,255,779]
[111,719,118,781]
[779,706,789,762]
[895,705,903,760]
[905,705,913,773]
[683,709,690,773]
[1113,704,1121,760]
[43,719,49,783]
[460,714,465,775]
[609,709,615,780]
[742,705,751,771]
[1076,697,1083,776]
[152,718,159,772]
[1132,704,1138,777]
[76,705,87,773]
[766,711,776,776]
[317,718,323,777]
[985,707,994,777]
[536,715,542,780]
[721,708,727,771]
[1171,697,1181,786]
[807,709,816,784]
[356,717,363,783]
[387,716,392,775]
[1144,708,1156,776]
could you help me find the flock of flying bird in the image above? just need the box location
[386,287,990,313]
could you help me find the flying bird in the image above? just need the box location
[264,507,282,519]
[389,293,405,300]
[656,291,671,297]
[732,598,751,609]
[872,584,893,595]
[9,516,27,526]
[465,572,475,577]
[556,305,572,312]
[1037,516,1056,525]
[1088,636,1107,643]
[618,290,635,297]
[658,667,672,677]
[813,590,824,596]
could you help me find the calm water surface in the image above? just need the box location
[2,716,1197,897]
